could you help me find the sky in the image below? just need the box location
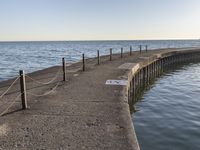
[0,0,200,41]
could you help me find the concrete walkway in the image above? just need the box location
[0,48,197,150]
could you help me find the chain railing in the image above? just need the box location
[1,45,199,117]
[25,67,62,85]
[0,57,67,116]
[0,45,151,116]
[27,81,60,97]
[81,45,148,71]
[0,76,20,99]
[0,76,21,116]
[0,93,22,116]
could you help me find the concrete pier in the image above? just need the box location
[0,48,200,150]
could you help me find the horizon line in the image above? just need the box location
[0,38,199,42]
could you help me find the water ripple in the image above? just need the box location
[1,40,200,81]
[133,63,200,150]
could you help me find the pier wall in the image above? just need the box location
[126,49,200,112]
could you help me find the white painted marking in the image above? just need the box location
[105,80,128,86]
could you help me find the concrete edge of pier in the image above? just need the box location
[120,47,200,150]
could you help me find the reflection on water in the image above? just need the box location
[133,62,200,150]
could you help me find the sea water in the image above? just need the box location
[0,40,200,81]
[133,62,200,150]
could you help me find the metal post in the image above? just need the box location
[62,58,66,81]
[82,53,85,71]
[110,48,112,61]
[140,45,142,54]
[145,45,148,52]
[19,70,27,109]
[130,46,132,56]
[97,50,100,65]
[121,48,123,58]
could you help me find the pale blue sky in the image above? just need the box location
[0,0,200,41]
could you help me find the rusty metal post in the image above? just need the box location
[121,48,123,58]
[19,70,27,109]
[139,45,142,54]
[82,53,85,71]
[110,48,112,61]
[97,50,100,65]
[130,46,132,56]
[62,58,66,81]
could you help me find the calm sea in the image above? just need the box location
[133,62,200,150]
[0,40,200,81]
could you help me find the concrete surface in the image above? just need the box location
[0,47,199,150]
